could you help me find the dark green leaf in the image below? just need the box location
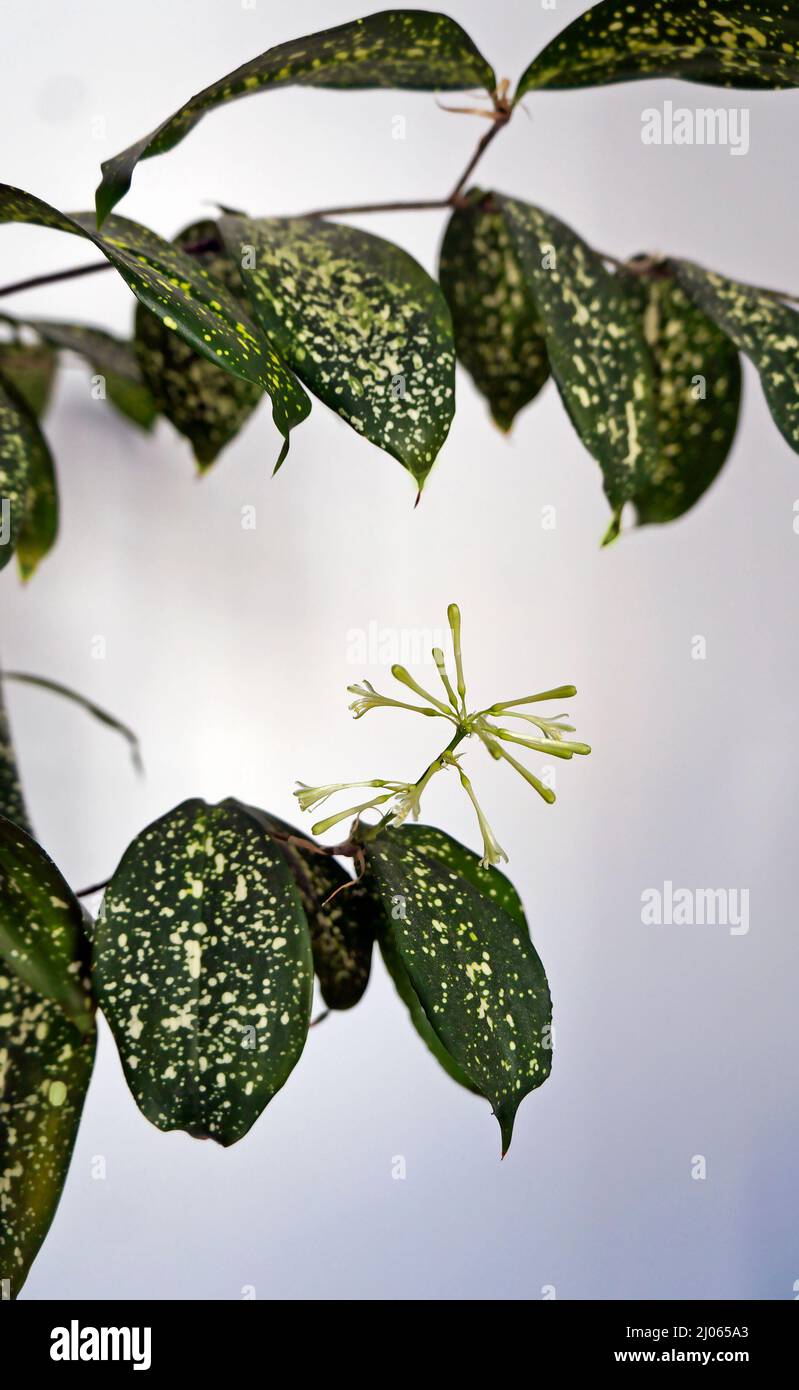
[134,222,262,467]
[0,372,38,574]
[230,803,374,1010]
[95,798,313,1145]
[622,272,741,523]
[377,824,525,1095]
[671,259,799,456]
[220,214,455,487]
[497,196,660,532]
[0,367,58,580]
[0,682,96,1300]
[0,678,27,829]
[0,185,310,468]
[0,814,93,1034]
[0,972,96,1298]
[0,342,56,418]
[379,926,480,1094]
[96,11,496,221]
[516,0,799,99]
[438,189,549,431]
[30,321,158,431]
[364,825,552,1153]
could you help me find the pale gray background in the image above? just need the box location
[2,0,797,1299]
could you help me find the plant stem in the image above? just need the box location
[0,108,512,298]
[2,106,798,309]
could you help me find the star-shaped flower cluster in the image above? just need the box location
[296,604,590,867]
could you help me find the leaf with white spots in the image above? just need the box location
[496,196,660,537]
[671,258,799,457]
[0,971,97,1298]
[0,683,96,1300]
[364,826,552,1153]
[622,272,742,524]
[231,803,374,1010]
[134,222,262,467]
[516,0,799,100]
[94,799,314,1145]
[220,214,455,487]
[0,341,56,418]
[0,185,310,469]
[0,370,52,577]
[438,189,549,431]
[96,10,496,221]
[0,814,94,1034]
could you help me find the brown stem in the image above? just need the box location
[447,108,510,204]
[0,259,112,299]
[0,235,222,301]
[0,108,511,298]
[76,878,110,897]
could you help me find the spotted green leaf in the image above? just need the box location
[0,371,47,575]
[96,10,496,222]
[0,814,93,1034]
[135,222,262,468]
[220,214,455,487]
[0,683,96,1300]
[230,803,374,1010]
[379,924,479,1093]
[0,341,56,418]
[0,185,310,468]
[497,196,659,537]
[671,259,799,457]
[95,798,313,1145]
[0,677,27,828]
[377,823,525,1095]
[516,0,799,100]
[622,272,742,524]
[364,825,552,1153]
[0,971,97,1298]
[438,189,549,432]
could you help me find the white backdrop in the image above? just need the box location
[2,0,798,1299]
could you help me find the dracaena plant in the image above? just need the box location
[2,2,799,574]
[0,606,589,1297]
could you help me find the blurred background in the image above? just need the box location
[2,0,797,1299]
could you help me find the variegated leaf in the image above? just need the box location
[0,371,45,575]
[230,803,374,1010]
[0,185,310,468]
[0,682,96,1300]
[0,814,93,1034]
[135,222,261,467]
[438,189,549,432]
[671,259,799,456]
[220,214,455,487]
[497,196,660,536]
[0,973,96,1298]
[364,825,552,1153]
[96,11,496,221]
[623,272,742,523]
[516,1,799,99]
[94,798,314,1145]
